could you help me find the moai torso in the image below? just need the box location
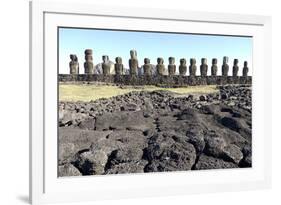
[143,58,152,76]
[179,58,187,76]
[211,58,218,76]
[129,50,138,75]
[114,57,123,75]
[168,57,176,76]
[69,54,79,74]
[84,49,94,74]
[156,58,165,76]
[232,59,239,77]
[243,61,249,77]
[222,56,229,77]
[102,55,111,75]
[189,58,197,76]
[200,58,208,76]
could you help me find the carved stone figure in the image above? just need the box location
[200,58,208,76]
[222,56,229,77]
[84,49,94,74]
[211,58,218,76]
[232,59,239,77]
[168,57,176,76]
[143,58,152,76]
[179,58,187,76]
[189,58,197,76]
[114,57,123,75]
[156,58,165,76]
[243,61,249,77]
[129,50,139,75]
[102,55,110,75]
[69,54,79,74]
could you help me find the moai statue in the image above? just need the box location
[189,58,197,76]
[222,56,229,77]
[168,57,176,76]
[211,58,218,76]
[143,58,152,76]
[200,58,208,77]
[69,54,79,74]
[114,57,123,75]
[129,50,139,75]
[102,55,111,75]
[156,57,165,76]
[232,59,239,77]
[84,49,94,74]
[243,61,249,77]
[178,58,187,76]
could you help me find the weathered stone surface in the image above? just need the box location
[189,58,197,76]
[194,154,238,170]
[144,132,196,172]
[58,164,82,177]
[211,58,218,76]
[69,54,79,74]
[200,58,208,77]
[232,59,239,77]
[114,57,124,75]
[129,50,138,75]
[59,86,252,176]
[95,111,155,132]
[222,56,229,77]
[84,49,94,74]
[222,144,243,164]
[156,58,165,76]
[179,58,187,76]
[168,57,176,76]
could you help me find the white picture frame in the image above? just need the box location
[29,0,272,204]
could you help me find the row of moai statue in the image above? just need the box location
[69,49,249,77]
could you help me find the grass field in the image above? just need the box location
[59,83,218,102]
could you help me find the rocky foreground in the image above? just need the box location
[58,85,252,176]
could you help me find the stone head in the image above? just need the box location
[84,49,93,55]
[102,55,109,63]
[244,61,248,67]
[212,58,217,64]
[234,59,239,65]
[201,58,207,65]
[180,58,186,65]
[144,58,150,64]
[169,57,175,64]
[70,54,76,61]
[130,50,137,59]
[157,57,164,64]
[223,56,229,64]
[190,58,196,65]
[115,57,122,64]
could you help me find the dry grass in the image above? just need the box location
[59,83,218,102]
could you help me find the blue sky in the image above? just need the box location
[59,27,252,75]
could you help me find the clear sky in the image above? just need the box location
[59,27,252,76]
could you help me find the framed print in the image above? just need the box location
[29,0,272,204]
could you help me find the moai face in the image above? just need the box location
[212,58,217,65]
[223,56,229,64]
[244,61,248,67]
[144,58,150,64]
[234,59,239,65]
[115,57,122,64]
[157,58,164,64]
[130,50,137,59]
[70,54,75,61]
[169,57,175,64]
[190,58,196,65]
[102,55,109,63]
[180,58,186,65]
[84,49,93,61]
[201,58,207,65]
